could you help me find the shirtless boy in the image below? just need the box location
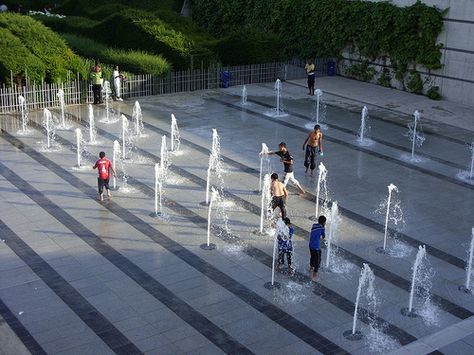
[302,124,324,175]
[270,173,288,219]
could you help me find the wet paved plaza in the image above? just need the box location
[0,79,474,354]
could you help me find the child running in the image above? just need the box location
[93,151,117,201]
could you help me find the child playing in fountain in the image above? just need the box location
[302,124,324,176]
[265,142,305,195]
[271,173,288,219]
[276,217,294,274]
[93,151,117,201]
[309,215,326,282]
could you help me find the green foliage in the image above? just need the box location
[213,29,284,66]
[61,33,171,75]
[0,13,88,83]
[191,0,444,76]
[345,61,375,82]
[33,14,98,36]
[427,86,442,100]
[0,27,46,84]
[407,71,423,94]
[378,67,392,88]
[57,0,184,17]
[90,9,214,69]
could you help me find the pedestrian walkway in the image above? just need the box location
[289,76,474,134]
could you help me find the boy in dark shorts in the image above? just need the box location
[270,173,288,219]
[267,142,305,195]
[276,217,294,274]
[93,151,117,201]
[309,215,326,281]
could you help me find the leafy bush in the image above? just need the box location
[345,61,375,82]
[0,27,46,85]
[378,67,392,88]
[427,86,442,100]
[213,29,284,65]
[407,71,423,94]
[61,33,171,75]
[0,13,88,82]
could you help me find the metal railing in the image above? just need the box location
[0,59,334,113]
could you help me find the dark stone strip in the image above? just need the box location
[69,111,472,321]
[0,218,142,355]
[24,120,417,345]
[443,18,474,24]
[1,131,348,355]
[0,297,46,355]
[284,80,473,144]
[117,108,466,271]
[0,150,253,355]
[444,47,474,55]
[244,95,465,171]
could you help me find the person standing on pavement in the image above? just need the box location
[304,60,316,96]
[309,215,326,282]
[90,60,103,105]
[113,65,124,101]
[302,124,324,175]
[265,142,305,195]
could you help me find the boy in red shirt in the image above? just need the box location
[93,151,117,201]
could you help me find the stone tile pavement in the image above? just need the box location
[0,76,473,354]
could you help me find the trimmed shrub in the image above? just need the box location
[0,27,46,85]
[33,14,98,36]
[60,33,107,59]
[213,29,284,66]
[61,33,171,75]
[91,9,214,69]
[104,49,171,75]
[0,13,87,82]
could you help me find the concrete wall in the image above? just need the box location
[343,0,474,107]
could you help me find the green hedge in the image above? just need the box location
[32,14,98,36]
[0,13,88,83]
[91,9,215,69]
[0,27,46,84]
[36,8,216,69]
[191,0,444,72]
[61,33,171,75]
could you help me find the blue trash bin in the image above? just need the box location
[220,70,230,88]
[327,61,336,76]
